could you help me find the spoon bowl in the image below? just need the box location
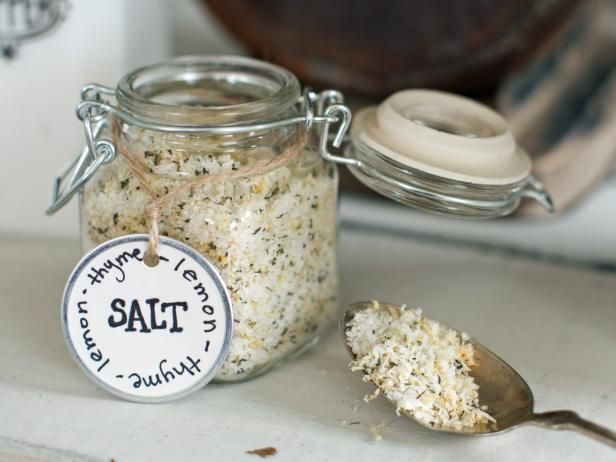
[342,301,616,446]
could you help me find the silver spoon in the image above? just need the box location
[342,301,616,448]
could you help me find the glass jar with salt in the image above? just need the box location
[55,56,338,381]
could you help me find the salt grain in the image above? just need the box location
[82,135,338,380]
[346,302,495,431]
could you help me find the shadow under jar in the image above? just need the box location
[79,56,339,381]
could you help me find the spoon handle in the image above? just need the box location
[530,410,616,448]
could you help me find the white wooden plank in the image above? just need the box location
[0,232,614,461]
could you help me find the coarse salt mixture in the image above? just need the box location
[346,302,495,431]
[82,131,338,380]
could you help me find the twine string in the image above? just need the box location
[112,127,307,263]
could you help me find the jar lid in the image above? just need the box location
[345,90,553,218]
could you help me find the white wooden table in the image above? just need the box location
[1,226,615,461]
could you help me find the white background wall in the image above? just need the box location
[0,0,243,238]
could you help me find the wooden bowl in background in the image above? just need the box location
[205,0,583,98]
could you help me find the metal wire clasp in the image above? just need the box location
[46,84,117,214]
[46,85,353,214]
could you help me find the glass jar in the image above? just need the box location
[49,55,554,393]
[77,56,338,381]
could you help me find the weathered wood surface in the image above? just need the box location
[0,229,614,461]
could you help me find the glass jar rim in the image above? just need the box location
[116,55,301,127]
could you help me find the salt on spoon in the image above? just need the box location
[342,301,616,448]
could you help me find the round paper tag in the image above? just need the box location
[61,234,233,402]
